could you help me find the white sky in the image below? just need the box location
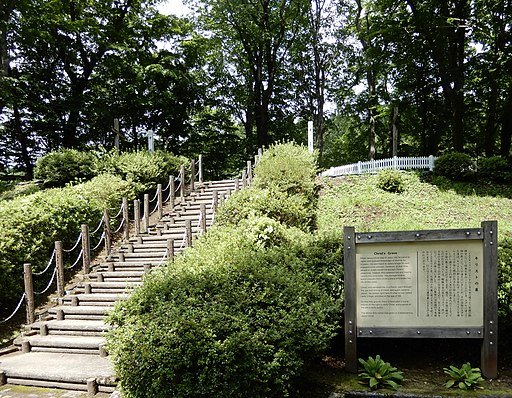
[157,0,190,16]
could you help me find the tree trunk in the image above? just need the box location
[12,105,33,178]
[484,79,498,156]
[367,69,377,160]
[500,85,512,158]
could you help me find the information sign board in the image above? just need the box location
[343,222,497,378]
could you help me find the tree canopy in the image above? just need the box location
[1,0,511,175]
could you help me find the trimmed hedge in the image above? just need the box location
[106,142,343,397]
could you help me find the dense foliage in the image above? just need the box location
[34,149,97,187]
[0,150,188,317]
[434,152,475,181]
[107,143,343,397]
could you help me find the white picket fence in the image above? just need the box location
[321,155,437,177]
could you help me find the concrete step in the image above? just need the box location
[61,293,129,306]
[14,335,105,356]
[89,271,144,281]
[48,305,110,320]
[29,320,110,336]
[79,281,142,294]
[0,351,116,392]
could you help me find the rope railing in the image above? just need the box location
[34,266,57,295]
[149,189,159,203]
[66,249,84,269]
[33,249,56,276]
[113,218,125,234]
[91,231,106,251]
[63,232,82,253]
[112,202,125,219]
[0,292,26,324]
[91,216,105,234]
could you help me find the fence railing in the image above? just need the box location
[321,155,437,177]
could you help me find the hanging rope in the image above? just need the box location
[33,249,56,276]
[149,189,159,203]
[0,292,26,324]
[113,218,125,234]
[92,217,105,234]
[34,267,57,295]
[63,232,82,253]
[150,201,159,216]
[91,231,106,251]
[66,249,83,269]
[178,230,187,251]
[164,178,172,192]
[156,250,168,266]
[112,202,124,219]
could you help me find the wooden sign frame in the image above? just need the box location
[343,221,498,378]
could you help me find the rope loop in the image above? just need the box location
[34,267,57,295]
[63,232,82,253]
[67,249,83,269]
[0,292,26,324]
[33,249,56,276]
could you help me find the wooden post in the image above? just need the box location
[87,378,98,396]
[481,220,498,379]
[198,154,203,184]
[247,160,252,186]
[123,197,129,242]
[343,226,358,373]
[213,190,218,212]
[55,241,64,297]
[234,178,239,191]
[167,238,174,262]
[169,175,175,209]
[185,220,192,247]
[157,184,163,219]
[0,371,6,386]
[81,224,90,275]
[180,165,185,201]
[104,209,111,255]
[23,263,35,324]
[134,199,141,236]
[200,204,207,233]
[143,194,149,233]
[242,169,247,188]
[190,159,196,192]
[258,147,263,158]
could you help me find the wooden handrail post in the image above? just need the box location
[198,155,203,184]
[81,224,90,275]
[169,175,175,209]
[213,190,218,212]
[190,159,196,192]
[104,209,111,255]
[143,194,149,233]
[200,203,207,233]
[55,241,64,297]
[247,160,252,186]
[122,197,129,242]
[23,263,35,324]
[180,165,185,201]
[185,220,192,247]
[167,238,174,262]
[157,184,163,219]
[234,178,239,191]
[134,199,141,236]
[242,169,247,188]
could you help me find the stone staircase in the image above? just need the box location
[0,179,237,394]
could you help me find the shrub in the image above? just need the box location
[107,225,339,398]
[434,152,475,181]
[253,142,318,205]
[477,156,512,183]
[34,149,97,187]
[215,187,312,230]
[96,150,188,191]
[0,174,136,316]
[376,169,405,193]
[498,238,512,323]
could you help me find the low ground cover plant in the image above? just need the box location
[358,355,404,390]
[444,362,484,390]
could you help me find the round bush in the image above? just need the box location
[34,149,97,187]
[215,187,311,230]
[434,152,475,181]
[253,142,318,205]
[376,169,405,193]
[106,226,339,398]
[477,156,512,183]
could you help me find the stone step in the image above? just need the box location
[88,271,144,281]
[80,281,142,294]
[48,305,110,320]
[29,320,110,335]
[14,335,105,356]
[0,351,116,392]
[61,293,129,306]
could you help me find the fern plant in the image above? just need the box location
[444,362,484,390]
[358,355,404,390]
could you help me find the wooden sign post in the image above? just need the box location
[344,221,498,378]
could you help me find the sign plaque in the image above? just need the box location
[344,221,497,378]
